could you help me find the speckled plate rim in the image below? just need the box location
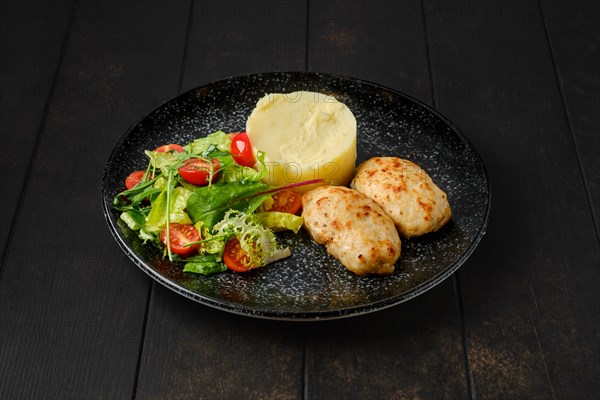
[101,71,491,321]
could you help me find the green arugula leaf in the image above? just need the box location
[183,261,227,275]
[186,181,272,229]
[113,175,161,211]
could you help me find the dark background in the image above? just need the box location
[0,0,598,399]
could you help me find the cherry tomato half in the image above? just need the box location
[230,132,256,167]
[160,223,200,256]
[155,144,184,153]
[177,158,220,186]
[268,189,303,215]
[223,238,252,272]
[125,170,147,190]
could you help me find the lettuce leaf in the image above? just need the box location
[185,130,231,154]
[144,150,180,176]
[120,210,146,230]
[138,229,155,244]
[153,176,167,190]
[220,165,261,183]
[255,212,303,233]
[145,186,193,233]
[220,150,267,184]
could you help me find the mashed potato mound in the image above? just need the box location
[246,91,357,191]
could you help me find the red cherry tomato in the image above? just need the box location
[125,170,147,190]
[268,189,303,215]
[160,223,200,256]
[230,132,256,167]
[177,158,220,186]
[155,144,184,153]
[223,238,252,272]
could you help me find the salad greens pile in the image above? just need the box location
[114,130,312,275]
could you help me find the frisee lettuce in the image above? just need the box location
[193,221,226,255]
[213,210,291,268]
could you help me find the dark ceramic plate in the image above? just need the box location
[102,72,490,320]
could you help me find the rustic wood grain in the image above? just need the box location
[135,1,308,399]
[137,287,305,400]
[305,282,468,400]
[182,0,308,89]
[540,0,600,238]
[423,0,600,397]
[308,0,434,103]
[0,0,74,263]
[0,1,189,398]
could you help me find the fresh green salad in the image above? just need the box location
[114,130,317,275]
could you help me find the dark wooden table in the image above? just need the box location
[1,1,598,398]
